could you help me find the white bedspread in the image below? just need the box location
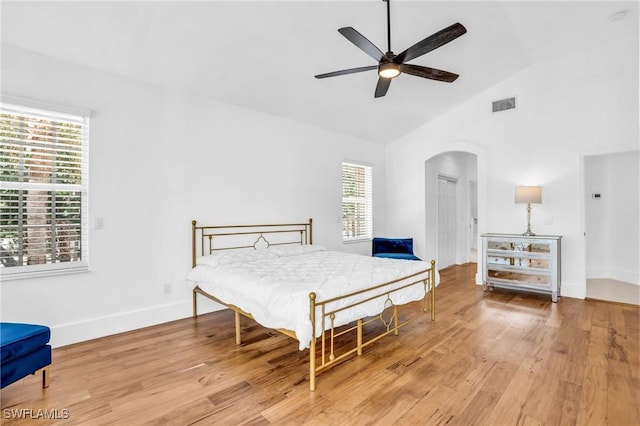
[186,245,435,350]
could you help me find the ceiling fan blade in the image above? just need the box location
[315,65,378,79]
[399,64,459,82]
[374,77,391,98]
[338,27,385,62]
[394,23,467,64]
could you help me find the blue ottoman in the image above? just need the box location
[0,322,51,389]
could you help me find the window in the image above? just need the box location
[342,162,372,241]
[0,97,90,279]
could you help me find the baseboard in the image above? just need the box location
[50,298,223,348]
[559,281,586,299]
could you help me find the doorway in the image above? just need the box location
[584,150,639,305]
[425,151,478,271]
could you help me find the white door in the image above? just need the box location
[438,177,457,269]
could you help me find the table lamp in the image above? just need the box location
[515,186,542,236]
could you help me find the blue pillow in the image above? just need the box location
[372,237,420,260]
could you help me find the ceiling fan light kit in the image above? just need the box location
[315,0,467,98]
[378,62,401,79]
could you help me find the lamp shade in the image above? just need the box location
[515,186,542,204]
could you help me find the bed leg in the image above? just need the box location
[357,319,363,356]
[309,292,317,391]
[192,289,198,318]
[309,339,316,391]
[235,311,242,345]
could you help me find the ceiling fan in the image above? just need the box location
[315,0,467,98]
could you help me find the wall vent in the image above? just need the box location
[492,96,516,112]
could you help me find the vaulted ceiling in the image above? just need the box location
[2,1,637,143]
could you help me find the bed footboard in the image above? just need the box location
[308,260,436,391]
[192,260,437,392]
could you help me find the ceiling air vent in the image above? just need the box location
[492,96,516,113]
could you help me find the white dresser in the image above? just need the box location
[481,233,562,302]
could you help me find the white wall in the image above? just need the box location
[585,151,640,285]
[0,45,384,347]
[385,37,639,298]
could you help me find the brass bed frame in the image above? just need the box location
[191,218,436,391]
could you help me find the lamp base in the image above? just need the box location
[522,203,536,237]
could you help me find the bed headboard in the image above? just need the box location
[191,218,313,267]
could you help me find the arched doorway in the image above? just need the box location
[425,151,478,271]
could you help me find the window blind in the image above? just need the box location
[0,99,90,279]
[342,162,372,241]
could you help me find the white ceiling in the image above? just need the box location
[1,1,638,143]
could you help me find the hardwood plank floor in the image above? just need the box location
[2,263,639,425]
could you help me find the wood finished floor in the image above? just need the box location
[1,263,639,425]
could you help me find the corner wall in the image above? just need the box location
[385,38,639,299]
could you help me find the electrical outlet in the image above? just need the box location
[94,217,104,229]
[163,283,171,294]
